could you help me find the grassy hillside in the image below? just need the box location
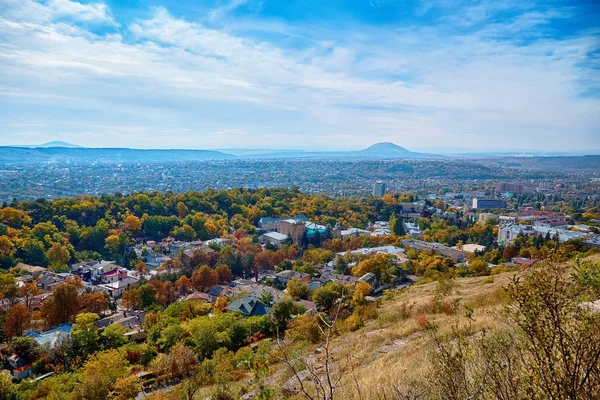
[266,254,600,400]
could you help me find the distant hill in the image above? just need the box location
[362,142,411,155]
[36,141,82,148]
[0,147,234,164]
[227,142,442,159]
[0,142,441,163]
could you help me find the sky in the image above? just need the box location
[0,0,599,151]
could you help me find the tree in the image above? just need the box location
[352,253,399,284]
[72,349,129,400]
[110,375,141,400]
[46,242,71,271]
[41,283,80,326]
[175,275,192,293]
[123,215,141,232]
[270,297,305,331]
[0,370,18,400]
[103,323,128,349]
[121,288,141,311]
[313,283,345,312]
[138,284,158,309]
[215,264,233,284]
[355,280,371,296]
[8,336,40,363]
[71,312,100,358]
[0,273,18,305]
[80,292,109,315]
[18,281,43,309]
[3,303,31,338]
[177,202,190,218]
[286,279,309,300]
[192,265,218,291]
[389,213,405,236]
[135,259,150,276]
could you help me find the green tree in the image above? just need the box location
[389,213,405,236]
[71,312,100,358]
[102,323,128,349]
[286,278,309,300]
[138,284,158,309]
[270,297,305,331]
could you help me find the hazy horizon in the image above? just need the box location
[1,0,599,151]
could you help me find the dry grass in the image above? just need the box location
[326,269,523,399]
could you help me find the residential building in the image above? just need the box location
[226,294,270,317]
[372,180,386,197]
[401,239,465,262]
[472,198,507,209]
[26,324,73,347]
[96,311,146,331]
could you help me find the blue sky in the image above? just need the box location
[0,0,599,151]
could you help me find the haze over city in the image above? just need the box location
[1,0,599,151]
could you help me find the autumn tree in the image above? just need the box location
[286,279,309,300]
[355,280,372,296]
[121,288,141,311]
[215,264,233,284]
[0,273,18,306]
[134,259,150,276]
[191,265,218,291]
[72,349,129,400]
[80,292,109,315]
[352,253,400,284]
[123,215,141,232]
[47,242,71,271]
[3,303,31,338]
[175,275,192,293]
[18,281,43,309]
[41,283,80,326]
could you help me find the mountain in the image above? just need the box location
[0,147,234,164]
[224,142,442,159]
[37,141,82,148]
[362,142,411,155]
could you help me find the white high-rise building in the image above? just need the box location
[372,181,386,197]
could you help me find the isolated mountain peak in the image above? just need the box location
[362,142,410,153]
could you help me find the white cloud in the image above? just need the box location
[0,0,598,150]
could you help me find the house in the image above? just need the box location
[206,284,239,299]
[181,292,213,303]
[26,324,72,347]
[318,271,359,286]
[182,246,215,267]
[37,272,68,291]
[16,263,47,280]
[226,294,270,317]
[96,311,146,331]
[273,270,312,286]
[358,273,377,287]
[100,268,128,284]
[99,276,138,297]
[259,231,290,247]
[7,354,32,380]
